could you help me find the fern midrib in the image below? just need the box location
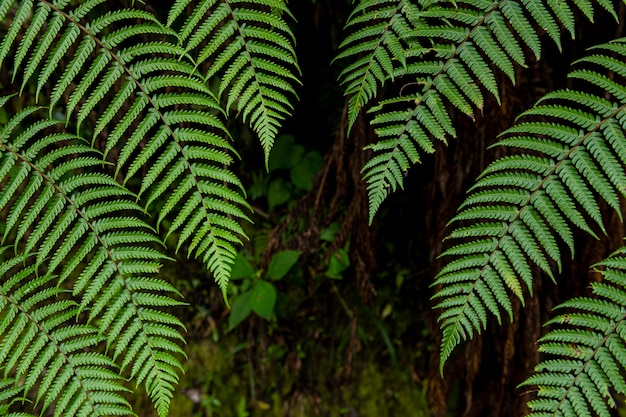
[0,283,101,414]
[0,136,169,387]
[441,95,626,359]
[43,0,227,279]
[417,0,503,109]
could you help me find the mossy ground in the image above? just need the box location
[134,336,431,417]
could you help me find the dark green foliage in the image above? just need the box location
[3,0,626,415]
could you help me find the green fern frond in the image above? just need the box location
[434,38,626,372]
[521,246,626,417]
[0,105,184,416]
[351,0,616,221]
[363,89,454,223]
[335,0,423,130]
[1,0,251,296]
[0,253,134,416]
[170,0,300,162]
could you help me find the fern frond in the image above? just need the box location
[351,0,616,220]
[0,105,184,416]
[335,0,423,130]
[0,253,133,416]
[1,0,251,298]
[521,246,626,417]
[434,38,626,371]
[170,0,300,162]
[363,90,451,223]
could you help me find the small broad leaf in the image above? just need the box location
[325,247,350,279]
[231,252,255,280]
[228,290,253,331]
[320,222,340,242]
[290,151,323,190]
[268,178,291,210]
[266,250,301,280]
[268,134,305,171]
[250,281,277,320]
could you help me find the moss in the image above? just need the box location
[250,362,431,417]
[131,333,432,417]
[342,363,431,417]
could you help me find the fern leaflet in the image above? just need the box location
[334,0,424,131]
[0,0,251,296]
[0,104,184,416]
[0,254,133,416]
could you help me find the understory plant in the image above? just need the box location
[1,0,626,416]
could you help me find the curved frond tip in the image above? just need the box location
[170,0,301,163]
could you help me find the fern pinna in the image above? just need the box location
[334,0,423,131]
[521,246,626,417]
[433,38,626,371]
[336,0,615,222]
[0,255,132,417]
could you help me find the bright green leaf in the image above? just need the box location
[266,250,301,280]
[228,290,253,331]
[250,281,277,320]
[320,222,340,242]
[230,252,255,280]
[325,247,350,279]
